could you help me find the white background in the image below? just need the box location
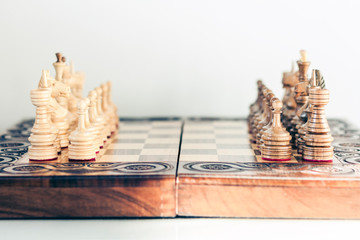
[1,0,360,239]
[1,0,360,132]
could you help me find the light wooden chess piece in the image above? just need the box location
[100,84,112,138]
[53,53,66,82]
[84,97,100,154]
[38,70,61,154]
[261,98,292,161]
[106,81,119,130]
[45,70,71,148]
[88,90,106,149]
[28,71,58,161]
[95,87,110,142]
[302,70,333,162]
[69,61,85,99]
[68,99,97,161]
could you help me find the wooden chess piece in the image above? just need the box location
[69,61,85,99]
[38,70,61,154]
[106,81,119,133]
[256,92,276,150]
[251,87,270,142]
[45,70,71,148]
[53,53,66,82]
[88,90,106,149]
[296,69,315,153]
[289,50,310,147]
[248,80,263,136]
[302,70,333,162]
[95,87,110,143]
[28,71,58,161]
[68,99,97,161]
[100,84,112,138]
[261,98,292,161]
[281,67,298,130]
[84,97,100,154]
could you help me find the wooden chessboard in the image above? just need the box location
[1,117,360,219]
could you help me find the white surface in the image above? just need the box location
[0,0,360,132]
[0,218,359,240]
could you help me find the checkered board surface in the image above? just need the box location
[102,120,181,162]
[0,119,181,177]
[180,120,343,164]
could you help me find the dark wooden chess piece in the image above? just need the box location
[302,71,333,162]
[261,98,292,161]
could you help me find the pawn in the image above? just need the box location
[28,75,58,161]
[84,97,100,154]
[88,90,105,149]
[302,84,333,162]
[68,100,97,161]
[106,81,119,132]
[261,99,292,161]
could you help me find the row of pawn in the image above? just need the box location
[248,81,292,161]
[248,72,334,162]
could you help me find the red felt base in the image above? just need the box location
[303,158,333,162]
[262,157,291,161]
[68,158,96,162]
[29,157,58,161]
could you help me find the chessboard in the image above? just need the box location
[0,118,182,218]
[1,117,360,219]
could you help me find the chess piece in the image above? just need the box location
[45,70,71,148]
[256,91,276,150]
[289,50,310,146]
[53,53,66,82]
[302,71,333,162]
[69,61,85,99]
[248,80,263,136]
[88,90,106,148]
[252,88,271,143]
[68,99,97,161]
[106,81,119,134]
[100,84,112,138]
[84,97,100,154]
[95,87,110,142]
[281,67,298,130]
[28,72,58,161]
[261,99,292,161]
[38,70,61,154]
[296,70,316,153]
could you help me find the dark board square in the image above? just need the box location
[181,149,217,155]
[105,149,142,155]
